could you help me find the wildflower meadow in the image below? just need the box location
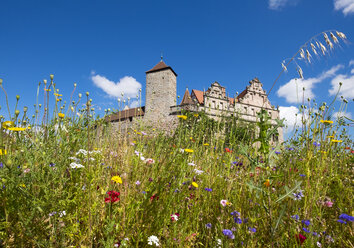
[0,31,353,247]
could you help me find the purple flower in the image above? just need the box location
[204,188,213,192]
[0,162,3,169]
[248,227,256,233]
[231,211,240,216]
[293,190,304,200]
[222,229,234,239]
[234,217,242,224]
[337,219,347,224]
[313,142,321,147]
[339,214,354,222]
[302,220,310,226]
[275,151,281,154]
[291,215,299,221]
[302,227,310,233]
[205,223,212,229]
[49,163,55,167]
[299,174,306,177]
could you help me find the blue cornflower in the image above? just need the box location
[49,163,55,167]
[0,162,3,169]
[339,214,354,222]
[275,151,281,154]
[337,219,347,224]
[222,229,234,239]
[313,142,321,147]
[302,228,310,233]
[293,190,304,200]
[302,220,310,226]
[248,227,256,233]
[231,211,240,216]
[299,174,306,177]
[291,215,299,221]
[142,191,146,194]
[205,223,212,229]
[234,217,242,224]
[204,188,213,192]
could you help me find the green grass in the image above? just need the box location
[0,83,353,247]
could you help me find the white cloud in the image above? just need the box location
[334,111,352,119]
[130,100,139,108]
[334,0,354,15]
[349,60,354,66]
[268,0,289,10]
[91,74,142,99]
[277,65,343,103]
[279,106,300,131]
[329,73,354,99]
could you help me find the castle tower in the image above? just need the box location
[145,59,177,122]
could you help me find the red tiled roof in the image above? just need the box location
[191,89,204,104]
[105,107,145,122]
[180,88,194,105]
[237,89,247,100]
[146,61,177,76]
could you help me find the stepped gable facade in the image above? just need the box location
[108,59,283,142]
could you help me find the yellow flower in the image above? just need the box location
[192,182,198,188]
[19,184,26,188]
[264,179,270,187]
[111,176,122,184]
[2,121,15,129]
[56,99,60,102]
[320,120,333,124]
[177,115,187,120]
[203,143,209,146]
[327,135,334,138]
[137,132,142,135]
[44,88,51,92]
[185,149,194,153]
[331,140,342,143]
[0,149,7,155]
[58,113,65,118]
[7,127,27,131]
[54,93,63,97]
[320,151,327,154]
[194,114,199,117]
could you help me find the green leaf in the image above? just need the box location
[275,181,302,203]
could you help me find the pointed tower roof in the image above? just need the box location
[180,88,194,105]
[146,60,177,76]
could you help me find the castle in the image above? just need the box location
[106,59,283,142]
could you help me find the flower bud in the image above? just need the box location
[16,95,20,100]
[43,79,47,84]
[15,110,20,116]
[50,74,54,80]
[0,78,2,85]
[86,92,89,96]
[23,106,28,113]
[79,93,82,98]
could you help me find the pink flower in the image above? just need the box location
[220,200,227,207]
[23,168,30,173]
[324,201,333,207]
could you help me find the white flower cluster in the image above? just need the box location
[147,235,159,246]
[70,162,84,169]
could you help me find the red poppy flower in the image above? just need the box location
[150,194,159,201]
[105,191,120,203]
[224,148,232,153]
[295,233,306,245]
[344,147,350,150]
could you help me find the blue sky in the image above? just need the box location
[0,0,353,138]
